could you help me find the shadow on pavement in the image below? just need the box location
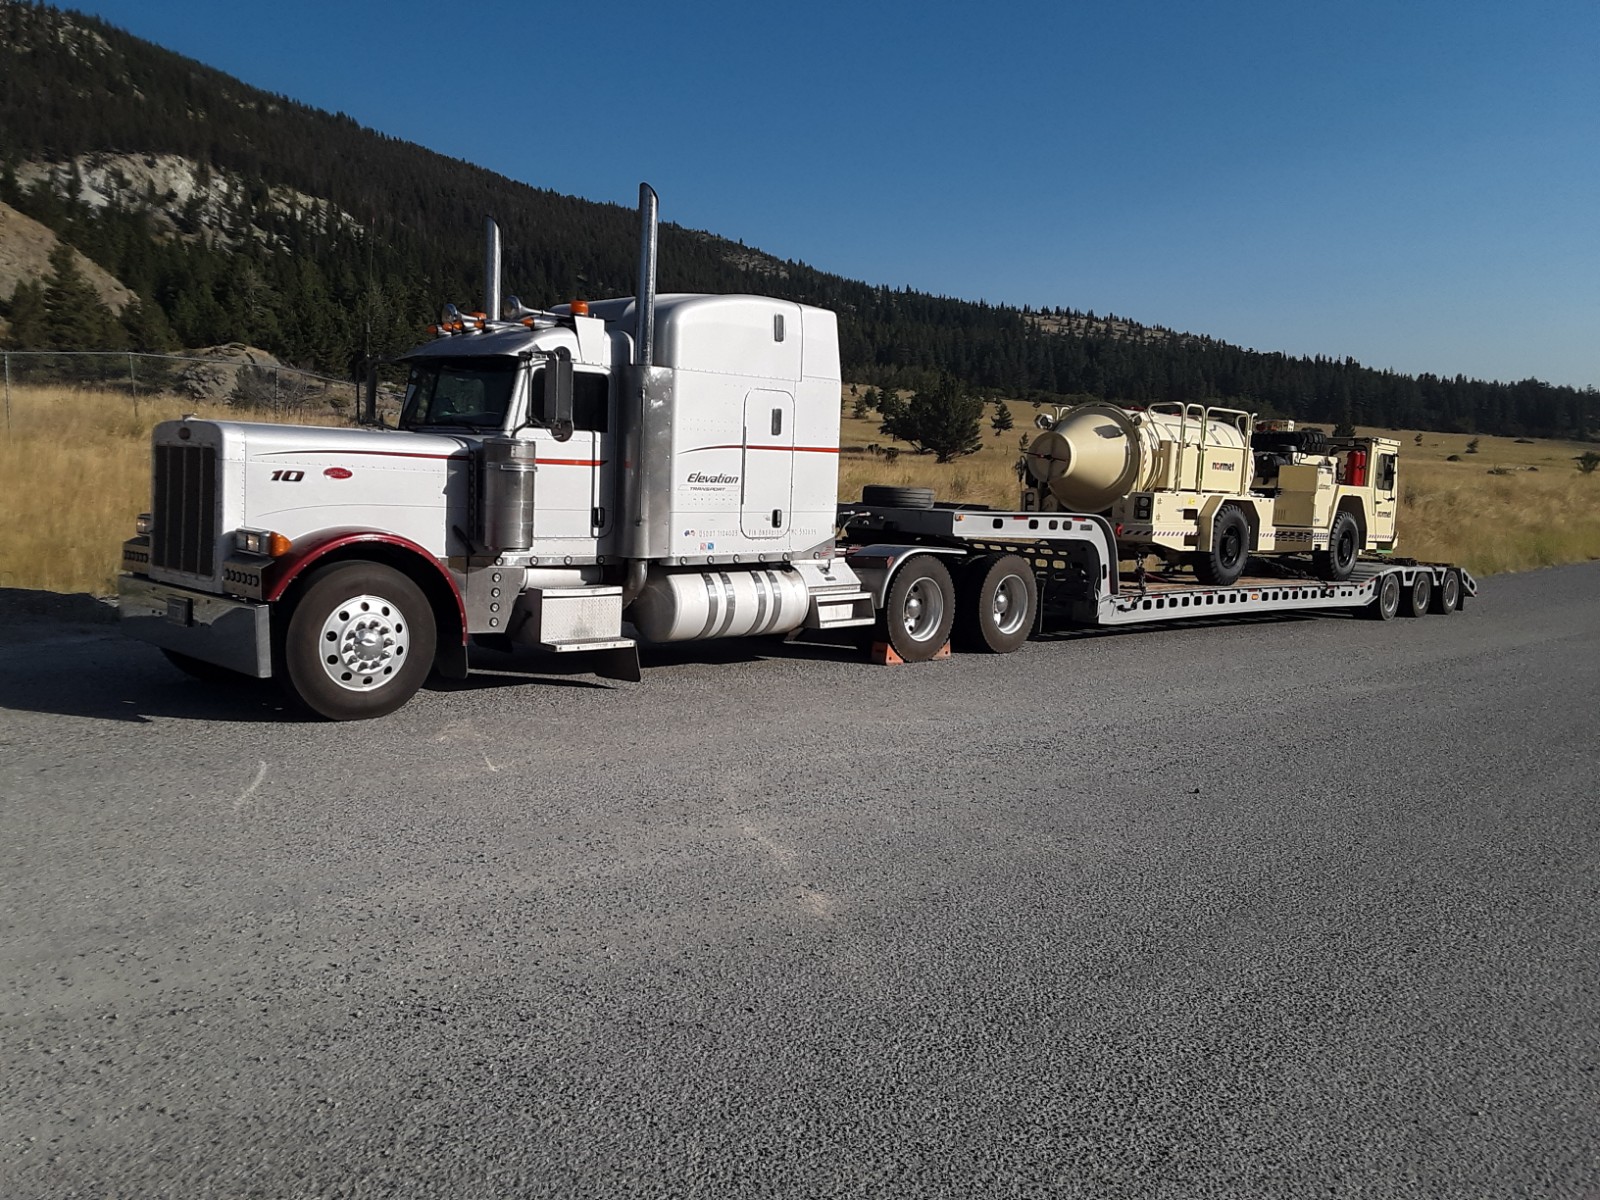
[0,616,869,726]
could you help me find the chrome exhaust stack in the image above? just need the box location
[620,183,660,587]
[484,218,502,321]
[635,184,658,368]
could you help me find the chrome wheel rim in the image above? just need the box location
[317,593,408,692]
[901,578,946,642]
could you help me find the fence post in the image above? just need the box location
[128,352,140,421]
[3,352,10,436]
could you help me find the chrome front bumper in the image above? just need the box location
[118,575,273,678]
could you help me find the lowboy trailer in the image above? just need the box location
[838,494,1474,662]
[117,184,1476,720]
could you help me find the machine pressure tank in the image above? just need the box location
[1024,403,1249,512]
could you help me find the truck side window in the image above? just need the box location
[1379,454,1396,491]
[573,372,609,433]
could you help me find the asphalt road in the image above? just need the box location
[1,565,1596,1198]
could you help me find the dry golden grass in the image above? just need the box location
[2,383,1594,596]
[0,383,350,596]
[838,390,1026,510]
[1392,430,1600,574]
[838,389,1600,576]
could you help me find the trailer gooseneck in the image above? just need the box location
[117,185,1476,719]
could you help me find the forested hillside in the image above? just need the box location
[0,0,1592,438]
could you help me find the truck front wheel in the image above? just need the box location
[282,561,437,720]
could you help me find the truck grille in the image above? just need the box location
[152,444,218,576]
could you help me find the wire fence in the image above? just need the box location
[0,349,381,433]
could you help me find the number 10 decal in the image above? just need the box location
[271,469,305,482]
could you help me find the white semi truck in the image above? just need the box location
[119,185,1475,720]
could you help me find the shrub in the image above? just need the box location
[879,377,986,463]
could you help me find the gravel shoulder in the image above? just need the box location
[1,564,1597,1197]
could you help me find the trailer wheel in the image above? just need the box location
[282,561,436,720]
[1193,504,1250,586]
[861,485,935,510]
[1430,570,1461,614]
[955,553,1037,654]
[161,649,246,683]
[879,555,955,662]
[1365,572,1401,621]
[1315,510,1360,581]
[1400,571,1432,617]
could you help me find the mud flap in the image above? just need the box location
[435,642,470,680]
[593,643,642,683]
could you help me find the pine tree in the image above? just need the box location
[3,279,47,349]
[880,377,985,463]
[120,296,177,353]
[991,400,1014,434]
[41,242,123,350]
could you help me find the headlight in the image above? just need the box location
[135,512,153,535]
[235,529,292,557]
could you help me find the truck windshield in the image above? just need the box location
[400,359,518,430]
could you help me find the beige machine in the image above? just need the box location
[1023,402,1399,584]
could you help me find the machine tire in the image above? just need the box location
[1365,571,1401,621]
[161,648,247,683]
[1400,571,1432,617]
[1315,510,1361,581]
[861,485,935,510]
[954,553,1037,654]
[878,555,956,662]
[281,561,436,720]
[1192,504,1250,586]
[1430,570,1461,614]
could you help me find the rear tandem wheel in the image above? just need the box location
[1365,571,1402,621]
[954,553,1038,654]
[1430,570,1461,614]
[1400,571,1433,617]
[877,555,956,662]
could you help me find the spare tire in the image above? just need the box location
[1251,428,1329,454]
[861,485,935,509]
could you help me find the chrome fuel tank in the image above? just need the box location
[630,567,809,642]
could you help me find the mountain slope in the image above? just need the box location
[0,198,135,315]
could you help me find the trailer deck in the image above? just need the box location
[838,502,1476,631]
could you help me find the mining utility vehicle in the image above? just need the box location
[1023,404,1399,586]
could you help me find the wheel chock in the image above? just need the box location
[869,641,951,665]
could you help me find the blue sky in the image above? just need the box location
[62,0,1600,388]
